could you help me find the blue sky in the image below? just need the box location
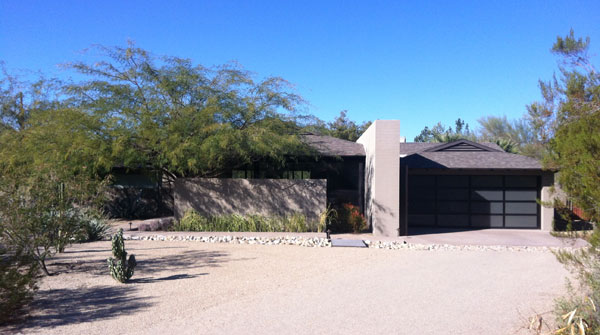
[1,1,599,140]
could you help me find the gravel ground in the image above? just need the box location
[6,240,571,335]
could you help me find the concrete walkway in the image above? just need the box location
[113,220,588,248]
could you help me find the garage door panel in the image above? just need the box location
[437,215,469,227]
[408,201,436,213]
[437,189,469,201]
[407,174,540,229]
[505,216,537,228]
[505,176,537,188]
[410,175,435,187]
[410,188,435,200]
[472,190,503,201]
[505,190,537,201]
[438,175,469,188]
[471,176,503,187]
[408,215,435,226]
[471,202,503,214]
[505,202,537,214]
[438,201,468,214]
[471,215,504,228]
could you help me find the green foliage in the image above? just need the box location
[77,209,110,242]
[331,203,366,233]
[0,169,104,275]
[107,228,136,283]
[64,43,309,179]
[0,241,38,325]
[530,30,600,223]
[477,115,542,156]
[319,206,337,233]
[0,71,108,275]
[302,110,371,141]
[173,210,319,232]
[554,244,600,334]
[414,118,476,142]
[1,44,314,277]
[529,30,600,335]
[493,138,518,154]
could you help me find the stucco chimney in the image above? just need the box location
[356,120,401,237]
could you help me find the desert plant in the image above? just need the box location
[172,210,318,232]
[333,203,367,233]
[0,242,39,325]
[0,172,103,275]
[554,297,596,335]
[552,241,600,335]
[76,208,110,242]
[80,220,110,242]
[318,206,337,233]
[107,229,136,283]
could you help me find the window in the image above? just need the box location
[232,170,254,179]
[282,170,311,179]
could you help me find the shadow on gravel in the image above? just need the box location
[49,249,236,276]
[130,273,207,283]
[61,246,189,254]
[135,250,233,274]
[15,286,151,331]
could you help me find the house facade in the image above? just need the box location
[169,119,555,237]
[357,120,554,237]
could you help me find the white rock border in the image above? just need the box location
[123,234,582,253]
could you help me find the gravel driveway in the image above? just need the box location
[7,240,570,334]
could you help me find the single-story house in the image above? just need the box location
[357,120,553,237]
[171,119,555,237]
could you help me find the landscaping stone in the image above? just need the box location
[121,233,580,253]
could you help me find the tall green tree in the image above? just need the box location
[531,31,600,334]
[477,115,541,156]
[325,110,372,141]
[0,73,106,276]
[414,118,476,142]
[531,30,600,222]
[64,44,308,180]
[302,110,371,141]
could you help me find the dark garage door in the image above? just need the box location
[407,175,540,229]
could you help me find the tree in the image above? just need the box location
[530,30,600,333]
[0,78,106,275]
[64,43,309,180]
[325,111,372,141]
[302,110,372,141]
[414,118,475,142]
[477,116,541,157]
[0,228,38,325]
[532,30,600,223]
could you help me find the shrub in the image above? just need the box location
[76,209,110,242]
[318,206,337,233]
[172,210,319,232]
[80,220,110,242]
[552,234,600,334]
[0,171,104,275]
[0,243,38,325]
[107,229,136,283]
[332,203,366,233]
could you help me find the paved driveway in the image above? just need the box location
[11,240,570,335]
[402,227,589,247]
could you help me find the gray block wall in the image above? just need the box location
[357,120,401,237]
[173,178,327,223]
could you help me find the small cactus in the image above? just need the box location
[107,228,136,283]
